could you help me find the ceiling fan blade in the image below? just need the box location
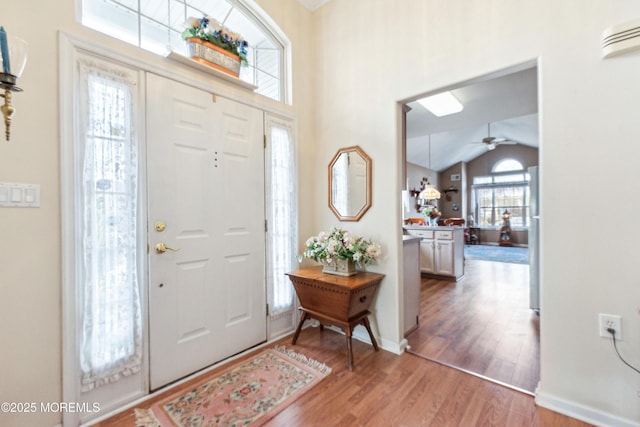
[496,139,517,145]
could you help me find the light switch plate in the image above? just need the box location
[0,182,40,207]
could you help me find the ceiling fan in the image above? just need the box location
[474,123,518,150]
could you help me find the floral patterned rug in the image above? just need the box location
[135,346,331,427]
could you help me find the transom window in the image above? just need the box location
[493,158,523,173]
[473,159,530,227]
[82,0,286,102]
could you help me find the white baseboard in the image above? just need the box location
[322,324,404,355]
[535,390,640,427]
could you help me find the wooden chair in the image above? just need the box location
[443,218,465,226]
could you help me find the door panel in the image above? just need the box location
[147,74,266,390]
[420,239,435,273]
[436,240,454,276]
[216,98,266,345]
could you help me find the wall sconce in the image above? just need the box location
[0,27,28,142]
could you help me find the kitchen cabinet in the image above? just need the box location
[405,226,464,280]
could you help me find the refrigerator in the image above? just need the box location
[528,166,540,312]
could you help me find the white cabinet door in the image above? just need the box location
[419,239,435,273]
[435,240,455,276]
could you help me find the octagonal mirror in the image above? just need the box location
[328,145,372,221]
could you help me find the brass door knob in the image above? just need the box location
[154,242,180,254]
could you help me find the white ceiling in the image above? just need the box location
[406,67,539,172]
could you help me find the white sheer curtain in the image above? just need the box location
[77,59,142,392]
[265,117,297,317]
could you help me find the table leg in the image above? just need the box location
[292,311,309,345]
[345,328,354,371]
[362,316,379,351]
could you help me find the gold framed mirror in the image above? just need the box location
[328,145,372,221]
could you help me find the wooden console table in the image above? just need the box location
[286,266,384,371]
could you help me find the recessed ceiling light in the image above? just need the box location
[417,91,463,117]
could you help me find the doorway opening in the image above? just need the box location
[401,62,541,393]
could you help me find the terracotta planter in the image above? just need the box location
[185,37,241,78]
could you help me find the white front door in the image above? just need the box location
[147,73,266,390]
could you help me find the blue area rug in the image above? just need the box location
[464,245,529,264]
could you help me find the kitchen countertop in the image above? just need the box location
[403,225,465,231]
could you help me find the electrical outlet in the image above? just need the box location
[599,313,622,340]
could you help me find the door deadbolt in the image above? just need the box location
[154,221,166,232]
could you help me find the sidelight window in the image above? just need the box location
[265,115,297,317]
[76,58,143,391]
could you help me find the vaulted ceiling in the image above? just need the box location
[294,1,539,173]
[406,67,539,172]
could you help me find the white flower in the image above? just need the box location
[301,227,381,266]
[366,243,382,258]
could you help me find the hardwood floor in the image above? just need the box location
[94,326,591,426]
[406,257,539,393]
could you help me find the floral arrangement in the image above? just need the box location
[422,206,441,219]
[182,15,249,66]
[303,227,382,266]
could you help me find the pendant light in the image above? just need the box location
[419,135,441,201]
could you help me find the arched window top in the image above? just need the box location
[82,0,289,103]
[492,158,523,173]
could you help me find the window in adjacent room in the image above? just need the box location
[472,159,531,227]
[81,0,288,102]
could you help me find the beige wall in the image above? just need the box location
[0,1,314,426]
[1,2,75,427]
[313,0,640,424]
[438,162,466,220]
[2,0,640,425]
[405,162,439,219]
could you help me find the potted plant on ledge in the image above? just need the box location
[182,15,249,77]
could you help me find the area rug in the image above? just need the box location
[464,244,529,264]
[135,346,331,427]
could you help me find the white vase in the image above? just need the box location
[321,258,357,276]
